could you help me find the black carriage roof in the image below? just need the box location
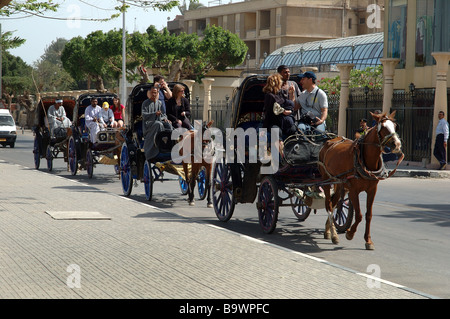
[127,82,190,123]
[230,74,303,129]
[77,92,118,105]
[36,95,77,127]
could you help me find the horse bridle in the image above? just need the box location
[376,117,399,151]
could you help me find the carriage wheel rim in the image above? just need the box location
[212,163,234,220]
[68,137,77,174]
[143,161,153,201]
[258,178,278,233]
[120,144,132,195]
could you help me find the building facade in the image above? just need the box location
[170,0,385,71]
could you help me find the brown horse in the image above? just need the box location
[179,120,215,207]
[318,111,403,250]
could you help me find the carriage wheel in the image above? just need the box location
[179,176,188,195]
[333,196,354,233]
[197,166,207,200]
[258,176,279,234]
[291,196,312,221]
[120,142,133,196]
[46,144,53,172]
[143,160,153,201]
[86,148,94,179]
[33,137,40,169]
[212,162,235,222]
[68,136,77,176]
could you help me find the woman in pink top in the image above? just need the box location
[112,97,125,128]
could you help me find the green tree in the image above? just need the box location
[34,38,76,92]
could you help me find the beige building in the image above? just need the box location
[170,0,385,70]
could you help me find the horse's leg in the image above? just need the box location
[183,163,194,206]
[322,184,332,240]
[205,163,213,208]
[188,165,197,206]
[364,186,377,250]
[321,184,339,244]
[346,190,361,241]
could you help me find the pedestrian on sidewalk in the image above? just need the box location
[433,111,449,170]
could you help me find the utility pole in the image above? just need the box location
[122,1,126,111]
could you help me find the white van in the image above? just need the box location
[0,109,17,148]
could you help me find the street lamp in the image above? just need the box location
[300,46,304,67]
[318,44,323,72]
[351,44,355,64]
[247,53,250,74]
[364,85,369,110]
[409,82,416,106]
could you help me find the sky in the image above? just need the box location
[0,0,226,66]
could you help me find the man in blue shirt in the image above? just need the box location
[433,111,449,170]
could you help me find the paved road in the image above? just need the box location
[0,130,445,301]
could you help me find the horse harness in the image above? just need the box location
[318,117,404,183]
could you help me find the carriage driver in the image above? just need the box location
[142,86,173,160]
[47,99,72,136]
[294,71,328,133]
[84,97,105,143]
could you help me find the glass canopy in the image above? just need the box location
[261,32,383,71]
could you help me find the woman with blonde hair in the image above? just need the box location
[262,73,296,138]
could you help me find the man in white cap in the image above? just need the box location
[47,99,72,136]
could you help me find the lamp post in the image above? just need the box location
[318,44,323,72]
[247,53,250,74]
[364,85,369,112]
[409,82,416,107]
[351,44,355,64]
[300,46,304,68]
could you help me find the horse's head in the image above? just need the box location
[370,111,402,154]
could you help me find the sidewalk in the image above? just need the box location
[387,160,450,178]
[0,159,436,300]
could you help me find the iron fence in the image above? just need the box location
[190,99,231,131]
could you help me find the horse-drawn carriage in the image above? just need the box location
[67,92,124,178]
[119,82,210,202]
[211,74,354,234]
[33,96,75,171]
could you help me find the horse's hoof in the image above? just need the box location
[189,202,195,206]
[207,203,213,208]
[324,232,331,240]
[345,232,354,241]
[365,243,375,250]
[332,236,339,245]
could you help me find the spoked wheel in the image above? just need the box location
[197,166,207,200]
[257,176,279,234]
[333,196,354,233]
[212,162,235,222]
[86,148,94,179]
[143,160,153,201]
[290,195,312,221]
[68,136,77,176]
[179,176,188,195]
[33,137,40,169]
[120,142,133,196]
[46,144,53,172]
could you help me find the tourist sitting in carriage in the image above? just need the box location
[142,86,173,160]
[166,84,193,130]
[99,101,116,128]
[262,73,297,139]
[84,97,105,143]
[294,71,328,133]
[47,99,72,137]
